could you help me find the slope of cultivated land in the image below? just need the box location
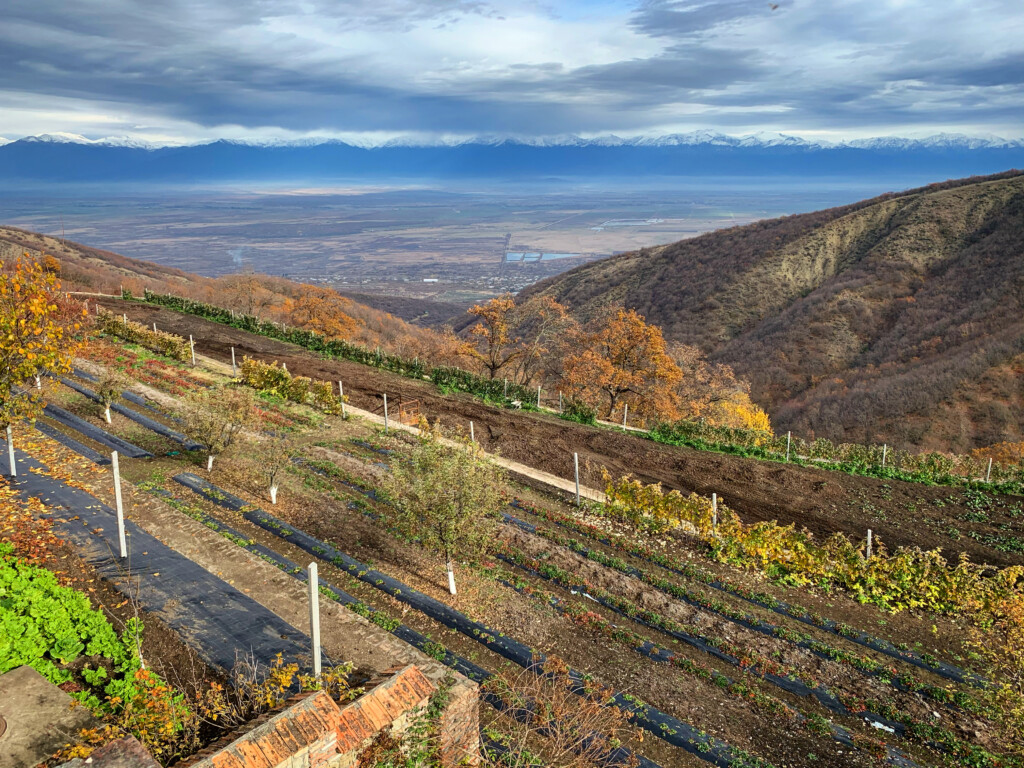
[108,298,1024,569]
[522,170,1024,452]
[47,334,1020,768]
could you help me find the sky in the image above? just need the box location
[0,0,1021,145]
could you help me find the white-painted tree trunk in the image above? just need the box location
[207,454,215,471]
[447,560,457,595]
[270,485,278,504]
[104,405,112,424]
[34,375,41,390]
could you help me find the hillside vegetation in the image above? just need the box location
[522,171,1024,451]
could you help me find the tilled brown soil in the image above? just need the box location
[113,300,1024,568]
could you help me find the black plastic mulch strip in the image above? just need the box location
[500,510,973,703]
[154,485,652,768]
[72,366,99,382]
[507,502,985,689]
[42,402,153,458]
[498,575,920,768]
[70,368,174,414]
[32,419,111,465]
[58,377,203,450]
[4,449,310,675]
[172,473,770,768]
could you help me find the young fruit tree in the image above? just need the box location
[181,386,259,471]
[96,368,133,424]
[381,423,505,595]
[0,255,83,470]
[255,431,294,504]
[483,656,641,768]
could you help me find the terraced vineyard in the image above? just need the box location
[12,320,1020,768]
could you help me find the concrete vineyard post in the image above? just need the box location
[574,452,580,507]
[986,458,993,483]
[786,431,791,462]
[882,444,887,468]
[503,379,508,398]
[866,529,873,560]
[712,492,718,533]
[559,391,563,413]
[383,393,389,434]
[282,362,287,372]
[470,421,475,443]
[122,313,128,326]
[623,403,628,429]
[231,347,237,377]
[537,385,541,408]
[189,335,196,366]
[6,426,15,477]
[112,451,127,558]
[230,309,234,319]
[308,562,322,678]
[338,381,346,418]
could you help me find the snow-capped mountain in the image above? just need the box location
[2,130,1021,183]
[6,130,1023,151]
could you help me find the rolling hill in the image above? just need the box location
[521,171,1024,452]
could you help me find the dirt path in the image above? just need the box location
[110,299,1024,568]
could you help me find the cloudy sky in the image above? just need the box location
[1,0,1021,145]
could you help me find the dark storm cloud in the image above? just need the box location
[0,0,1021,139]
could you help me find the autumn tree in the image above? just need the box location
[562,308,681,421]
[381,423,505,595]
[0,255,83,439]
[96,368,133,424]
[669,343,773,433]
[467,294,522,379]
[255,431,294,504]
[467,294,575,384]
[507,296,575,387]
[285,285,359,339]
[483,657,641,768]
[216,270,279,319]
[181,386,259,471]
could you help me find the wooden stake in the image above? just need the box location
[6,426,15,478]
[574,452,580,507]
[112,451,127,558]
[308,562,322,678]
[383,393,389,433]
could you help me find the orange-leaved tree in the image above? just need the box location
[285,285,359,339]
[562,308,681,421]
[467,294,575,384]
[467,294,522,379]
[1,255,84,432]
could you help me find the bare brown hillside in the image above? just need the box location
[522,171,1024,451]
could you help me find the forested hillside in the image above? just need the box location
[521,171,1024,451]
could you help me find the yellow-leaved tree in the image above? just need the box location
[1,256,84,465]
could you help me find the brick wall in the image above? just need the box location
[180,664,477,768]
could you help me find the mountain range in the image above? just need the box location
[522,170,1024,452]
[1,132,1022,183]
